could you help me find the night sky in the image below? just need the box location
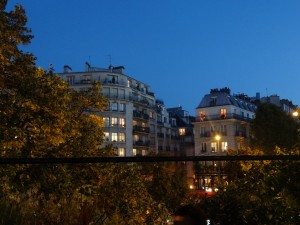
[7,0,300,114]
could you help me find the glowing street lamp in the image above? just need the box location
[292,111,298,117]
[215,135,221,183]
[215,135,221,152]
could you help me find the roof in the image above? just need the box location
[197,92,256,112]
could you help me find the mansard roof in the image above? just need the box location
[197,91,256,112]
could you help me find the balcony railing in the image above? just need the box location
[196,113,252,122]
[133,110,149,120]
[133,126,150,133]
[235,131,247,138]
[133,140,150,147]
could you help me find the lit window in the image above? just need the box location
[179,128,186,135]
[149,111,153,119]
[119,118,126,127]
[200,112,206,121]
[111,102,118,111]
[104,132,109,141]
[133,149,137,156]
[111,117,118,126]
[221,142,228,152]
[119,133,125,142]
[103,117,110,127]
[211,142,217,153]
[142,150,147,156]
[119,148,125,157]
[111,133,118,142]
[220,108,226,118]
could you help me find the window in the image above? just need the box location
[119,133,125,142]
[211,142,217,153]
[118,148,125,157]
[108,75,117,83]
[171,118,176,126]
[111,132,118,142]
[119,103,125,112]
[179,128,186,136]
[210,97,217,106]
[104,132,109,141]
[119,89,125,99]
[221,142,228,152]
[220,108,226,118]
[111,102,118,111]
[133,149,137,156]
[102,87,110,98]
[157,114,162,123]
[103,117,110,127]
[201,143,207,152]
[200,127,205,136]
[210,126,216,132]
[119,117,126,127]
[200,112,206,121]
[221,125,227,135]
[149,111,154,119]
[66,75,75,84]
[111,88,118,98]
[111,117,118,126]
[164,117,168,123]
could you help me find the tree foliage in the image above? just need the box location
[200,149,300,225]
[0,1,171,224]
[251,103,299,153]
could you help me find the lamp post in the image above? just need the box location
[215,135,221,184]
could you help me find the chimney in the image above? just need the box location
[63,65,72,73]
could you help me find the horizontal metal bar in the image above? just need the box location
[0,155,299,164]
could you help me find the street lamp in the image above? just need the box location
[215,135,221,153]
[215,135,221,184]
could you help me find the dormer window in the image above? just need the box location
[220,108,226,119]
[200,112,206,121]
[210,97,217,106]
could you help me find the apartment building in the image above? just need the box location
[193,87,256,188]
[59,63,180,157]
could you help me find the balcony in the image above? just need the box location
[235,131,247,138]
[157,132,164,138]
[133,110,149,120]
[196,113,252,122]
[133,126,150,133]
[133,140,150,147]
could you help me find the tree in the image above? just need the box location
[0,1,171,224]
[200,148,300,225]
[141,155,193,213]
[251,103,299,153]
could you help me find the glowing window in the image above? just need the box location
[179,128,186,135]
[119,133,125,142]
[119,148,125,157]
[111,133,118,142]
[119,118,126,127]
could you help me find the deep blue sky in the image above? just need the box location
[7,0,300,114]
